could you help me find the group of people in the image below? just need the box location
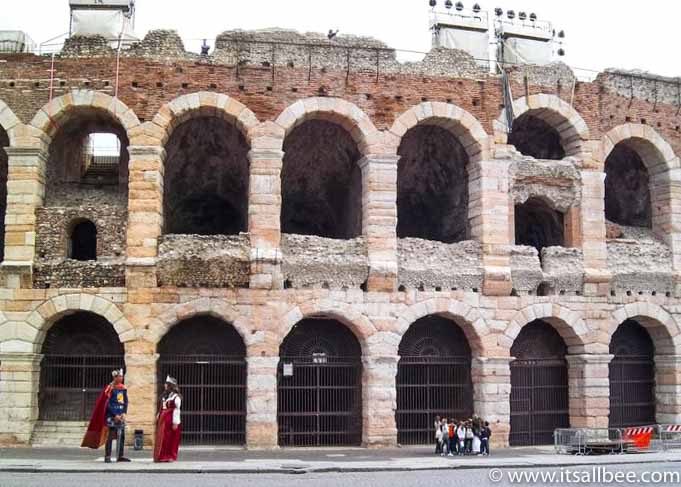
[80,369,183,463]
[434,416,492,456]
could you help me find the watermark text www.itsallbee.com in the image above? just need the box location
[488,467,681,484]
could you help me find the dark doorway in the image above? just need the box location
[510,320,569,446]
[397,125,469,243]
[278,318,363,447]
[609,320,656,429]
[508,113,566,160]
[69,219,97,261]
[605,143,652,228]
[163,116,249,235]
[396,315,473,445]
[281,120,362,239]
[515,198,564,253]
[157,316,247,445]
[39,312,124,421]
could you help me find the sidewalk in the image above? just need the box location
[1,446,680,474]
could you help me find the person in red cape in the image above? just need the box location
[154,375,182,462]
[81,369,131,463]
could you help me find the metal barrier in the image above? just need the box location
[555,428,626,455]
[659,424,681,451]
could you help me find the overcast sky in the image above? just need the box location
[2,0,680,78]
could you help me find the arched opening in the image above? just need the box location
[609,320,655,428]
[515,198,564,253]
[39,311,124,421]
[510,320,569,446]
[278,318,362,447]
[604,143,652,229]
[68,219,97,261]
[508,112,566,160]
[281,120,362,239]
[157,315,247,446]
[45,108,129,206]
[396,315,473,445]
[397,125,469,242]
[163,116,249,235]
[0,125,8,262]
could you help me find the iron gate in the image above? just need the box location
[509,320,569,446]
[396,357,472,445]
[278,318,363,447]
[157,354,246,445]
[157,316,247,446]
[609,320,656,429]
[395,316,473,445]
[278,355,362,447]
[39,354,125,420]
[39,312,124,421]
[510,358,569,446]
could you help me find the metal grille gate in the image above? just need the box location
[278,318,363,447]
[39,312,124,421]
[278,356,362,447]
[157,316,247,446]
[39,354,125,420]
[510,358,569,446]
[609,320,656,429]
[395,316,473,445]
[157,355,246,445]
[509,320,569,446]
[396,357,472,445]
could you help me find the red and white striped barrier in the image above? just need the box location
[664,424,681,433]
[623,427,654,436]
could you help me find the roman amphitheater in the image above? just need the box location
[0,26,679,450]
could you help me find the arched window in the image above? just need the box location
[515,198,564,253]
[508,112,566,160]
[69,219,97,261]
[605,142,651,229]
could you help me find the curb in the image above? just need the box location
[2,456,680,474]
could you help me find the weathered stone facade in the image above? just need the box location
[0,28,681,450]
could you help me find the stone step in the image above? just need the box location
[31,421,88,446]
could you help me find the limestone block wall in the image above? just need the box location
[0,29,681,450]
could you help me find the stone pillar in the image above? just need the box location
[0,352,42,445]
[1,147,47,288]
[123,343,158,447]
[362,355,397,447]
[655,355,681,424]
[469,158,513,296]
[248,148,284,290]
[579,170,611,296]
[472,357,512,448]
[566,354,613,428]
[125,146,165,289]
[658,169,681,295]
[246,356,279,449]
[359,155,399,292]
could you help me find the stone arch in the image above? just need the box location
[598,124,678,175]
[395,298,490,356]
[2,294,134,353]
[505,303,589,353]
[147,297,260,351]
[496,94,590,158]
[275,97,379,155]
[279,300,376,353]
[390,101,491,162]
[0,98,22,146]
[611,302,680,355]
[144,92,260,147]
[30,90,141,142]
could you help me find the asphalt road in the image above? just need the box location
[2,462,680,487]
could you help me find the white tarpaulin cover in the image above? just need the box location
[0,30,36,53]
[434,27,489,65]
[71,10,136,40]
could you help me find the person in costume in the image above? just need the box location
[154,375,182,462]
[81,368,131,463]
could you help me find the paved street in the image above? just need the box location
[2,462,681,487]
